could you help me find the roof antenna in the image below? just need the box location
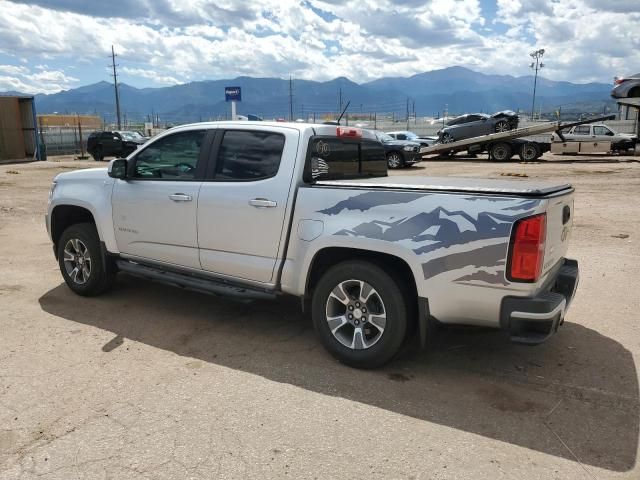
[323,101,351,125]
[336,101,351,125]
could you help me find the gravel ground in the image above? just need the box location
[0,153,638,479]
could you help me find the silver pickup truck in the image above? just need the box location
[46,122,579,368]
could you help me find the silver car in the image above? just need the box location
[437,111,519,143]
[612,73,640,99]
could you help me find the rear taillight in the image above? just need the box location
[337,126,362,138]
[614,77,626,85]
[508,213,546,282]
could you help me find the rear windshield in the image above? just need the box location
[304,137,386,182]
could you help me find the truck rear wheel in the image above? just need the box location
[519,143,540,162]
[57,223,116,296]
[311,261,408,368]
[490,142,513,161]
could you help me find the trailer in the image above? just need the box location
[420,114,617,161]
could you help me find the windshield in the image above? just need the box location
[118,131,143,141]
[376,132,394,142]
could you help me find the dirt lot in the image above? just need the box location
[1,154,639,479]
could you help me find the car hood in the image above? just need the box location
[383,140,421,147]
[54,167,109,183]
[617,133,637,139]
[491,110,517,118]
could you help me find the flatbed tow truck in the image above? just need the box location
[420,114,617,161]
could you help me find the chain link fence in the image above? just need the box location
[39,126,99,156]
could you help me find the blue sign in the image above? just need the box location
[225,86,241,102]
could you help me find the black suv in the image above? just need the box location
[374,131,422,168]
[87,131,147,161]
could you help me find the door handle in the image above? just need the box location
[249,198,277,208]
[169,193,192,202]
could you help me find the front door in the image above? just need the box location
[197,127,299,284]
[112,128,209,269]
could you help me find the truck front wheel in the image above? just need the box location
[311,261,408,368]
[57,223,116,296]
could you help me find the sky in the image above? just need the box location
[0,0,638,94]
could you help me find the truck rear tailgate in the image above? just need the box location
[541,189,574,278]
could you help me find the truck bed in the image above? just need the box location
[316,176,573,197]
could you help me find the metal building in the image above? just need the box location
[0,95,40,162]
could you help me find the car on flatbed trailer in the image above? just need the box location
[420,115,618,162]
[46,122,579,368]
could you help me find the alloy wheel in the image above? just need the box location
[387,154,401,168]
[325,279,386,350]
[63,238,92,285]
[495,121,510,133]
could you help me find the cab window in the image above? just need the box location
[593,126,613,136]
[213,130,285,181]
[574,126,590,135]
[132,130,205,180]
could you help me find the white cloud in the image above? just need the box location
[121,67,181,85]
[0,0,638,93]
[0,61,78,93]
[0,64,29,75]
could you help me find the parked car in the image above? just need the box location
[437,111,519,143]
[386,131,437,147]
[551,124,636,152]
[47,122,579,368]
[87,131,147,161]
[374,131,422,168]
[611,73,640,99]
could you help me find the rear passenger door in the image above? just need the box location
[197,126,300,284]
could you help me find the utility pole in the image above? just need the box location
[529,49,545,120]
[406,97,410,129]
[289,75,294,122]
[338,87,343,116]
[110,45,122,129]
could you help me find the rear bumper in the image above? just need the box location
[500,258,579,345]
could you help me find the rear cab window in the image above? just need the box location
[305,135,386,182]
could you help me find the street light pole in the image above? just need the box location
[529,49,545,121]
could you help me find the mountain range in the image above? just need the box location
[6,66,614,122]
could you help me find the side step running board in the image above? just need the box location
[116,260,277,301]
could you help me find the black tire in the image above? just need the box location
[386,152,404,169]
[92,147,103,162]
[518,142,540,162]
[57,223,116,296]
[311,261,409,369]
[490,142,513,161]
[440,132,454,143]
[494,120,510,133]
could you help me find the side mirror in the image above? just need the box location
[108,158,128,179]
